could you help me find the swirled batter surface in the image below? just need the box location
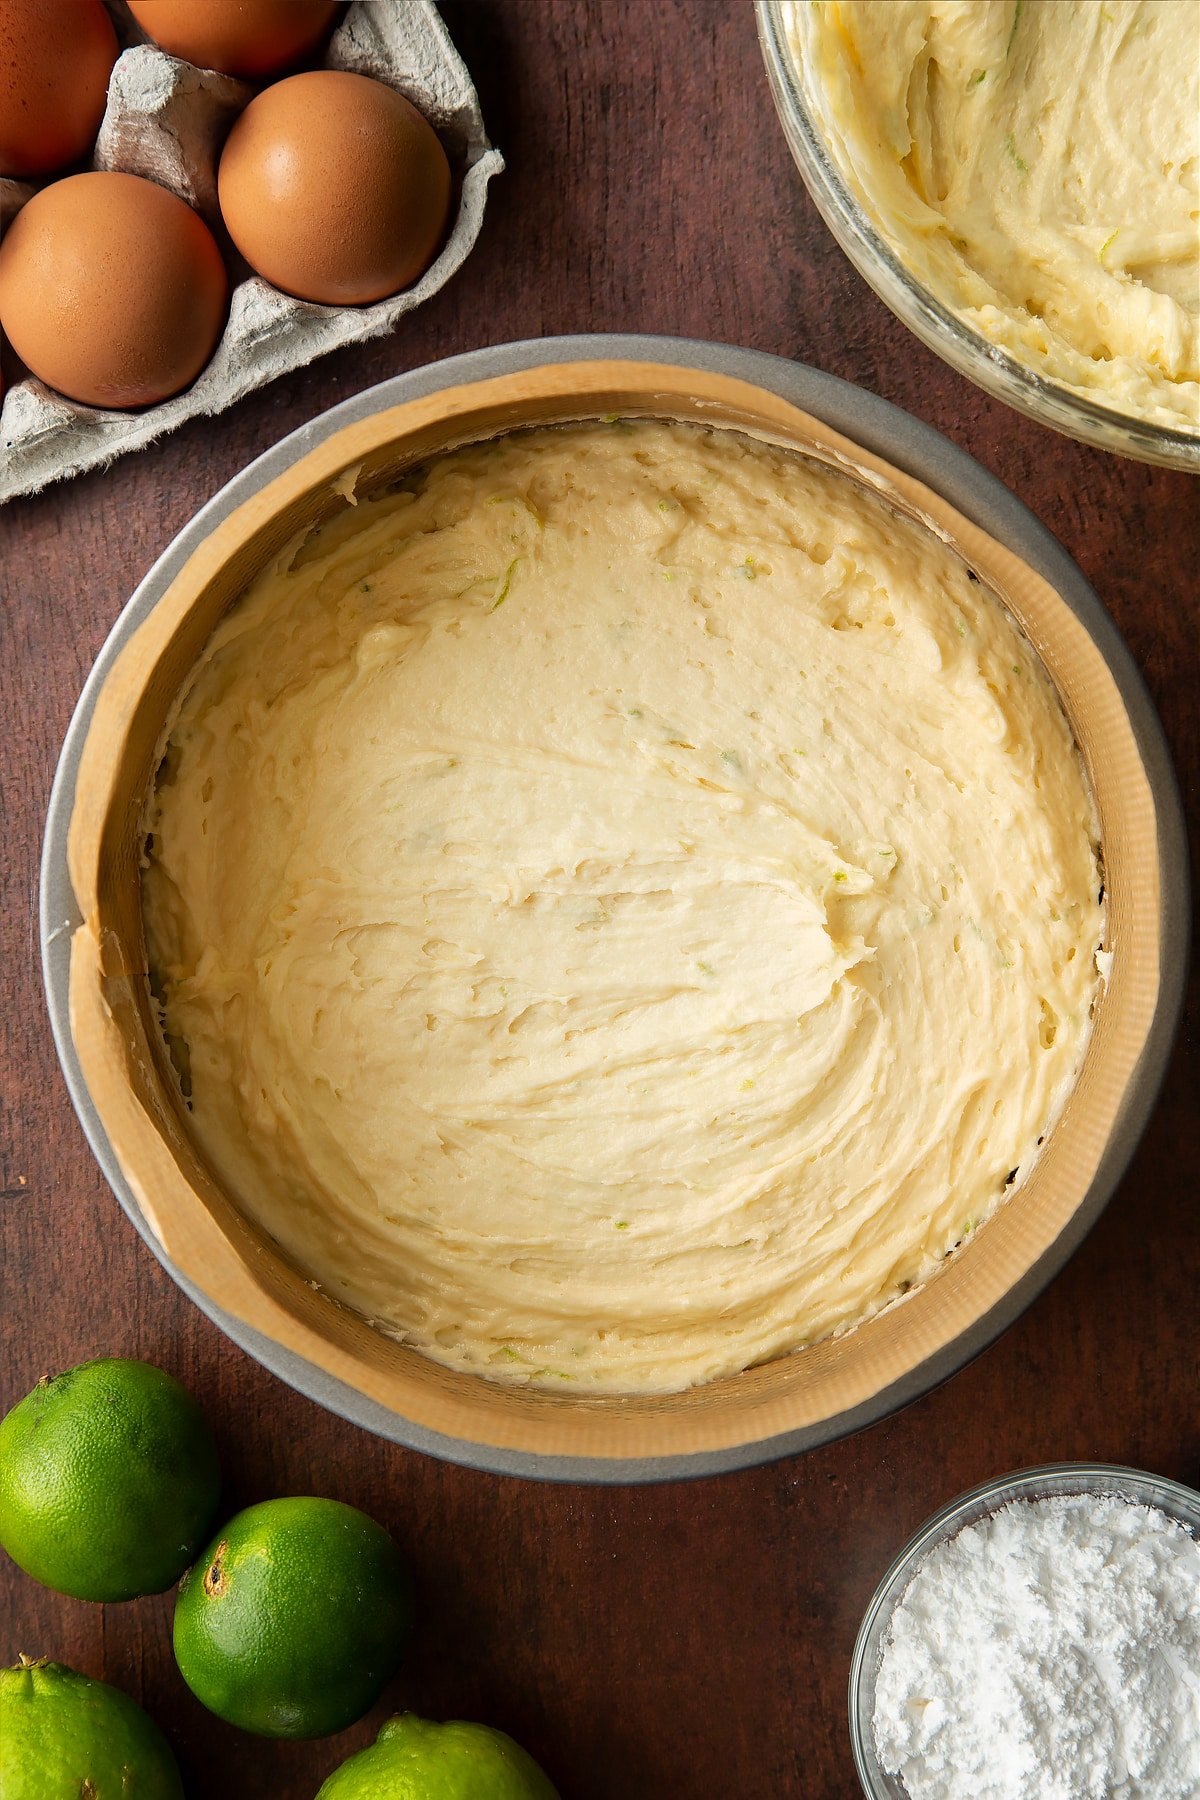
[144,423,1102,1392]
[786,0,1200,430]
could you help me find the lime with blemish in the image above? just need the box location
[315,1713,561,1799]
[172,1495,414,1737]
[0,1357,220,1601]
[0,1656,184,1800]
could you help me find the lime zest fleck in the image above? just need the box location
[1003,133,1028,175]
[1099,228,1120,263]
[833,871,849,884]
[733,557,757,579]
[489,556,520,612]
[697,960,715,977]
[1006,0,1023,55]
[614,1220,629,1230]
[968,68,987,88]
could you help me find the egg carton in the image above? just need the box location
[0,1,503,504]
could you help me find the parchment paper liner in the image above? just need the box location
[65,363,1160,1463]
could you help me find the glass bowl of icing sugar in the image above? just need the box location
[849,1462,1200,1800]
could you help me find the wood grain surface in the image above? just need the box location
[1,5,1196,1797]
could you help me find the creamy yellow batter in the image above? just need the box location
[786,0,1200,430]
[143,422,1103,1393]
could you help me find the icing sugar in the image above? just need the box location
[873,1491,1200,1800]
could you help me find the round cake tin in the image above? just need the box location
[41,334,1189,1482]
[849,1461,1200,1796]
[757,2,1200,471]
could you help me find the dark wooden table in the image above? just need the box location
[2,6,1196,1796]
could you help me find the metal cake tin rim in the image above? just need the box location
[40,333,1190,1483]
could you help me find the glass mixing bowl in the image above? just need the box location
[848,1461,1200,1797]
[757,2,1200,471]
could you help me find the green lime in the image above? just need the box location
[173,1495,414,1738]
[0,1357,221,1602]
[316,1714,561,1800]
[0,1654,184,1800]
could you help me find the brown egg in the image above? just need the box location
[0,172,228,409]
[0,0,118,177]
[217,70,451,306]
[127,0,340,80]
